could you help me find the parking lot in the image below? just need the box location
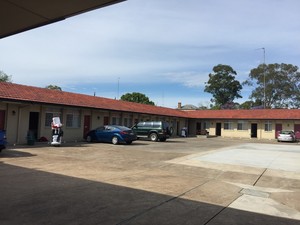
[1,137,300,225]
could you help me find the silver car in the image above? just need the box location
[277,130,296,142]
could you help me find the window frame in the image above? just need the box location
[264,121,272,132]
[45,111,61,127]
[66,112,81,128]
[237,120,248,131]
[224,121,234,130]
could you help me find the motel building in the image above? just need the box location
[1,82,300,145]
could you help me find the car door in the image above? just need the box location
[132,123,143,136]
[94,126,105,141]
[101,126,114,142]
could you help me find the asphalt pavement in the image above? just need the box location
[0,137,299,225]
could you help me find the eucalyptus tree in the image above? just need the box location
[0,70,12,82]
[244,63,300,108]
[204,64,242,108]
[121,92,155,105]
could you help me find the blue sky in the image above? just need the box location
[1,0,300,108]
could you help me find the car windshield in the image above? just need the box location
[280,131,293,135]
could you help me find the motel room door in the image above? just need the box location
[275,124,282,139]
[294,124,300,140]
[0,110,5,130]
[83,115,91,138]
[216,123,221,136]
[103,116,109,125]
[251,123,257,138]
[29,112,39,139]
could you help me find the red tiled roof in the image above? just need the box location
[0,82,188,118]
[186,109,300,120]
[1,82,300,120]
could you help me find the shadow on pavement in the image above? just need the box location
[6,142,93,149]
[0,163,299,225]
[0,149,36,158]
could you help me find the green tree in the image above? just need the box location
[45,85,62,91]
[121,92,155,105]
[244,63,300,108]
[0,70,12,82]
[204,64,242,108]
[239,100,263,109]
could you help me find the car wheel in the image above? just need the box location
[150,133,158,142]
[112,136,119,145]
[86,135,92,142]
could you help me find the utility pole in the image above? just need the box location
[256,47,266,108]
[262,47,266,109]
[117,77,120,100]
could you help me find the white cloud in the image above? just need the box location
[163,71,209,88]
[1,0,300,107]
[151,95,212,109]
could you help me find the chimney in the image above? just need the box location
[178,102,182,109]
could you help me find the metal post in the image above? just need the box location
[117,77,120,100]
[262,47,266,108]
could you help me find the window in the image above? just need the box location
[265,121,272,132]
[45,113,53,127]
[224,121,233,130]
[203,121,210,129]
[124,118,128,127]
[143,122,152,127]
[153,122,160,128]
[45,111,61,127]
[112,117,118,125]
[96,126,105,131]
[66,112,80,128]
[237,121,247,131]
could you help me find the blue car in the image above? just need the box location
[0,130,7,152]
[85,125,137,145]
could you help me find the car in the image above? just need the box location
[0,130,7,152]
[277,130,296,142]
[131,121,173,142]
[85,125,137,145]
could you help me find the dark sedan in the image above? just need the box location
[85,125,137,145]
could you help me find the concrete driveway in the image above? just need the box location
[0,137,299,225]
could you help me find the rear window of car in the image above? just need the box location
[96,126,105,131]
[115,126,130,131]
